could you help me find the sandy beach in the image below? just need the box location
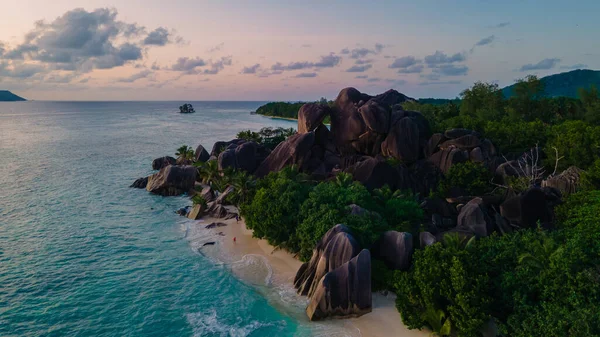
[187,212,429,337]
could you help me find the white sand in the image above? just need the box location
[191,214,429,337]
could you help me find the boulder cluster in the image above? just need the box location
[294,225,372,321]
[130,86,579,322]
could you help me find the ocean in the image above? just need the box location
[0,102,355,337]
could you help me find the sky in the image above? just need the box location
[0,0,598,101]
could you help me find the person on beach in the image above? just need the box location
[233,237,237,243]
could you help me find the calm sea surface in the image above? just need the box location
[0,101,351,337]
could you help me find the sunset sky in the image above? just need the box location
[0,0,598,101]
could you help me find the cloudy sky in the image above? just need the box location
[0,0,598,101]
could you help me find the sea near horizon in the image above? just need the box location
[0,101,353,337]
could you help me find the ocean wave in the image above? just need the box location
[230,254,273,286]
[186,309,277,337]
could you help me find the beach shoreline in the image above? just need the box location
[190,212,429,337]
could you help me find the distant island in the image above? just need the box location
[0,90,26,102]
[502,68,600,98]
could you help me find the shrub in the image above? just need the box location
[394,243,492,337]
[436,161,493,198]
[236,127,296,150]
[240,167,312,251]
[296,174,379,261]
[579,158,600,190]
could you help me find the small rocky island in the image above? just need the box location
[130,86,592,334]
[0,90,26,101]
[179,103,195,113]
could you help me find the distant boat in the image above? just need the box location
[179,103,195,114]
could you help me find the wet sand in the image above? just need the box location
[189,213,428,337]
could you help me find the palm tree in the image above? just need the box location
[229,171,256,205]
[176,145,194,161]
[517,232,562,271]
[195,160,221,189]
[421,305,452,337]
[442,232,476,252]
[335,172,354,188]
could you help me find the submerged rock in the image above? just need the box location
[130,177,148,188]
[146,165,197,196]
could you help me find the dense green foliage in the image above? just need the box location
[255,102,306,119]
[580,158,600,190]
[240,167,312,250]
[175,145,195,161]
[395,191,600,337]
[239,171,422,262]
[404,75,600,169]
[436,162,494,198]
[236,127,296,150]
[255,99,332,123]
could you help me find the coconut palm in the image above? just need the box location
[229,171,256,205]
[176,145,195,161]
[195,160,221,189]
[442,232,476,252]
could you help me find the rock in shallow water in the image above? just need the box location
[146,165,197,196]
[130,177,148,188]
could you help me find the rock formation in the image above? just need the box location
[146,165,197,196]
[372,231,414,271]
[294,224,371,320]
[130,177,148,188]
[306,249,372,321]
[152,156,176,170]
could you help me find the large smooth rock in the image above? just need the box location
[500,195,521,225]
[146,165,197,196]
[381,117,421,163]
[345,157,402,190]
[428,147,468,173]
[445,128,475,139]
[330,88,369,153]
[254,132,316,178]
[152,156,176,170]
[195,144,210,162]
[187,204,205,220]
[200,186,216,203]
[457,198,494,238]
[520,188,553,229]
[542,166,582,196]
[210,139,245,158]
[372,89,412,107]
[130,177,148,188]
[372,231,413,271]
[419,232,437,248]
[440,134,481,150]
[306,249,372,321]
[425,133,447,158]
[294,224,359,297]
[358,100,390,134]
[216,141,269,174]
[298,103,330,134]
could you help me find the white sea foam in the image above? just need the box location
[230,254,273,286]
[186,309,276,337]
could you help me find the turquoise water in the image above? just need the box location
[0,102,347,337]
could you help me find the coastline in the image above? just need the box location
[258,114,298,122]
[189,210,429,337]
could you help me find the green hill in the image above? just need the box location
[0,90,26,101]
[502,69,600,98]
